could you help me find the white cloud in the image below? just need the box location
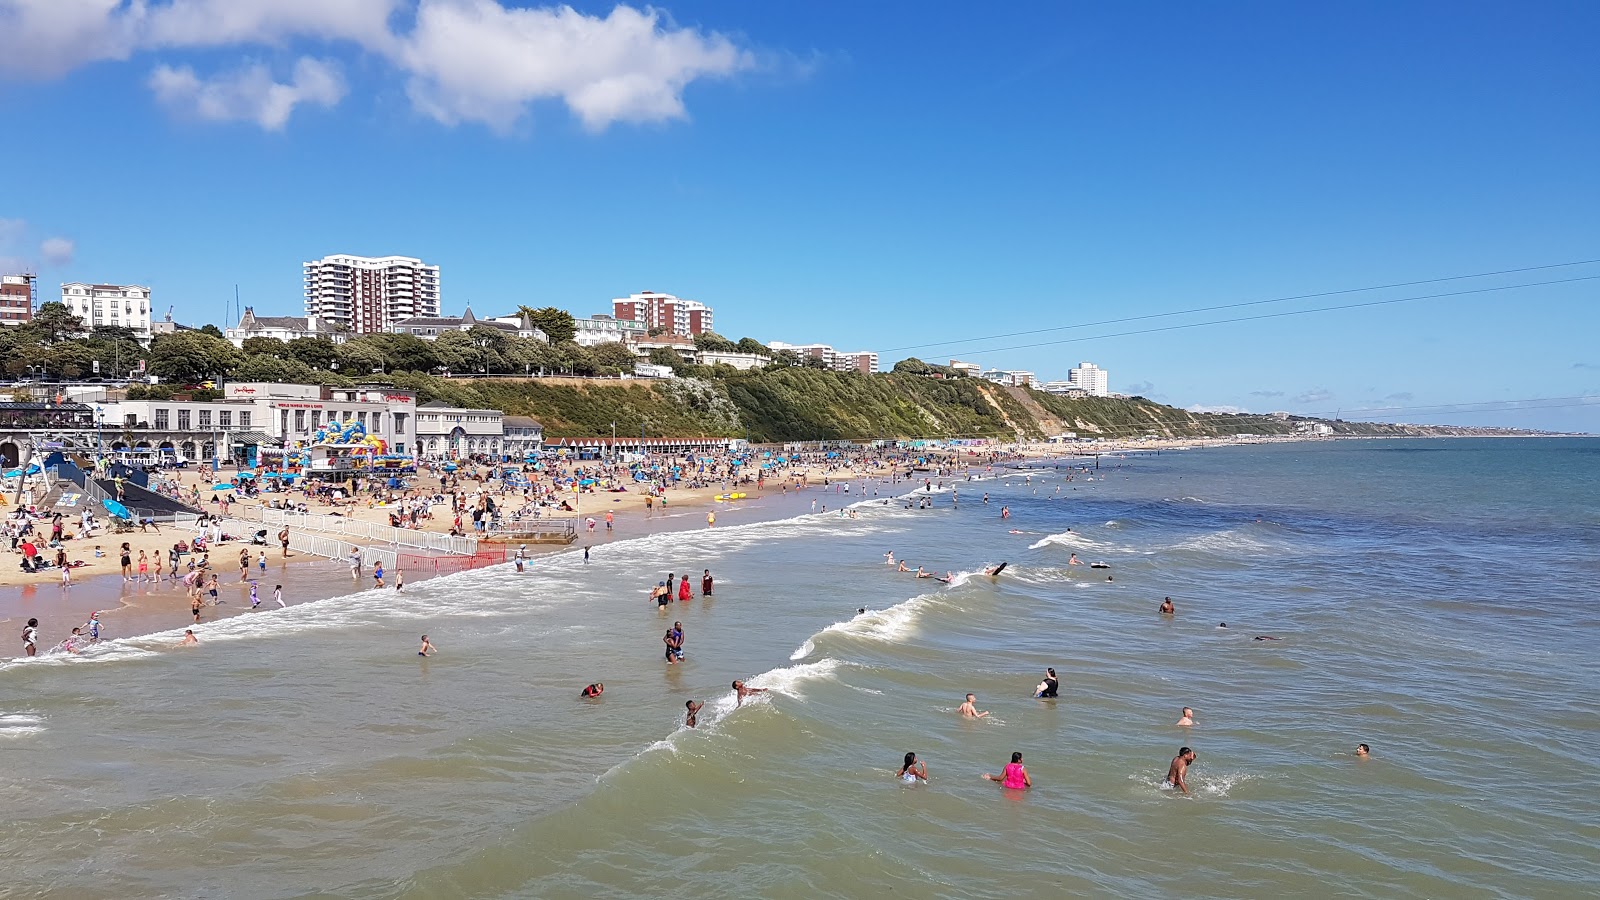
[0,1,756,133]
[1296,388,1335,404]
[40,236,75,266]
[149,57,346,130]
[1188,404,1249,414]
[397,1,752,131]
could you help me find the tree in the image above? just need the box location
[199,324,225,338]
[648,346,687,373]
[22,302,84,343]
[735,337,771,356]
[146,330,241,383]
[694,331,737,353]
[518,306,576,345]
[231,353,292,382]
[892,357,932,375]
[336,338,387,375]
[432,330,482,374]
[590,341,639,374]
[507,336,559,375]
[556,340,597,376]
[772,349,800,367]
[802,354,830,370]
[284,337,338,370]
[240,336,290,359]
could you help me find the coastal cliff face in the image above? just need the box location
[393,368,1506,442]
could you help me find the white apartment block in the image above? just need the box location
[699,350,772,370]
[1067,361,1110,396]
[304,254,440,335]
[415,400,505,459]
[60,283,153,339]
[948,360,982,377]
[769,341,835,367]
[612,291,712,335]
[980,369,1035,387]
[573,315,648,347]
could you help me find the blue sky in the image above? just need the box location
[1,1,1597,431]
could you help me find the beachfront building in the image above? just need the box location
[1067,361,1110,396]
[631,335,699,364]
[833,350,879,374]
[224,382,418,457]
[981,369,1036,387]
[698,350,772,370]
[769,341,835,367]
[502,416,544,458]
[948,360,982,377]
[387,306,548,342]
[60,283,153,340]
[1038,381,1088,398]
[1,274,35,326]
[98,396,263,466]
[573,314,648,347]
[611,291,712,336]
[304,254,440,335]
[226,307,345,347]
[414,401,505,460]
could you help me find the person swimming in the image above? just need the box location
[685,700,704,727]
[581,683,604,698]
[1035,667,1059,698]
[1165,747,1197,794]
[958,693,989,718]
[1176,707,1194,727]
[1159,597,1175,614]
[1355,743,1370,758]
[983,752,1031,789]
[898,751,928,784]
[984,562,1008,577]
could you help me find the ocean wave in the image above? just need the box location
[1027,529,1107,551]
[0,713,44,738]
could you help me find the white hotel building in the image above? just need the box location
[60,283,154,340]
[304,255,440,335]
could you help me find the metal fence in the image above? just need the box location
[231,505,480,556]
[220,518,399,571]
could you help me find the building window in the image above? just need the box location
[219,410,232,428]
[198,410,212,428]
[154,409,169,429]
[240,411,251,430]
[294,410,306,432]
[178,410,191,430]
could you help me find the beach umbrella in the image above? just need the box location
[212,482,235,490]
[234,472,256,479]
[262,472,281,479]
[101,498,131,519]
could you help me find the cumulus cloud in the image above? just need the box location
[397,2,752,131]
[1188,404,1249,414]
[1295,388,1335,404]
[149,57,346,130]
[1384,392,1414,402]
[1,0,754,132]
[1249,389,1285,398]
[40,236,75,267]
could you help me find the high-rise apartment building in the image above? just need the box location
[611,291,712,336]
[0,274,35,325]
[304,255,440,335]
[60,283,153,338]
[1068,361,1110,396]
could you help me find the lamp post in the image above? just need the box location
[95,406,104,467]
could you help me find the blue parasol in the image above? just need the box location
[101,498,131,519]
[212,482,235,491]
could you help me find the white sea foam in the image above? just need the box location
[1028,529,1106,551]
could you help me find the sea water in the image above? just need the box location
[1,438,1596,898]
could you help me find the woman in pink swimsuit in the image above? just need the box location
[983,751,1032,790]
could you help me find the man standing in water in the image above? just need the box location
[1159,597,1175,615]
[701,569,714,597]
[1166,747,1197,794]
[685,700,704,727]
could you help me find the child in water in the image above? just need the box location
[898,752,928,784]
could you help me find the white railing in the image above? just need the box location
[220,519,397,571]
[231,505,479,556]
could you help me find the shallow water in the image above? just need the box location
[2,438,1597,898]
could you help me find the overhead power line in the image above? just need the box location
[885,257,1600,357]
[915,274,1600,359]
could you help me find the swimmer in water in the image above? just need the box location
[180,629,198,646]
[1035,668,1059,698]
[982,751,1031,789]
[896,561,910,573]
[418,635,435,657]
[858,607,867,615]
[1068,553,1083,566]
[1217,622,1228,629]
[915,567,933,579]
[984,562,1008,577]
[1159,597,1175,615]
[581,683,604,698]
[1165,747,1197,794]
[685,700,704,727]
[884,551,894,564]
[1355,743,1370,759]
[1176,707,1194,727]
[1253,635,1281,641]
[732,680,768,707]
[958,693,989,718]
[898,751,928,784]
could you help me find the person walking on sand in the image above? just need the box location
[279,527,291,558]
[958,693,989,718]
[983,752,1031,789]
[1166,747,1198,794]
